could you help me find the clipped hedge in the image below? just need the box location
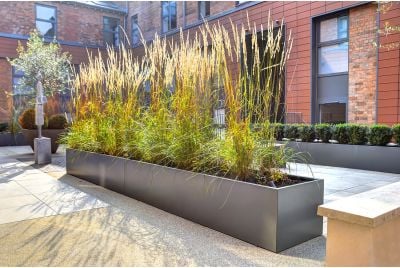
[332,124,349,144]
[298,124,315,142]
[276,122,400,146]
[368,125,392,146]
[0,122,8,132]
[315,123,332,143]
[48,114,67,129]
[347,124,368,145]
[284,124,299,140]
[271,123,285,141]
[393,124,400,145]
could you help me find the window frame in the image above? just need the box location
[35,3,57,40]
[131,14,140,47]
[161,1,177,33]
[103,16,121,47]
[198,1,211,20]
[316,14,349,77]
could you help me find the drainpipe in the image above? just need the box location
[375,1,380,124]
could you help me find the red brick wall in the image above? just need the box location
[127,1,236,43]
[377,1,400,125]
[348,3,378,124]
[132,1,369,124]
[0,1,125,47]
[0,59,12,123]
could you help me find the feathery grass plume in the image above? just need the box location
[63,12,293,184]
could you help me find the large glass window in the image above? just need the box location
[131,14,140,46]
[318,16,348,75]
[198,1,210,19]
[103,17,120,46]
[36,5,56,39]
[162,1,177,33]
[318,42,348,74]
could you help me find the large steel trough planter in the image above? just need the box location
[66,148,324,252]
[284,141,400,174]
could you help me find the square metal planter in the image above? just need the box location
[66,148,324,252]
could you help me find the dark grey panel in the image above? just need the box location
[277,179,324,252]
[66,149,125,192]
[285,142,400,174]
[317,74,348,104]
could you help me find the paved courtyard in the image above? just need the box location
[0,146,399,266]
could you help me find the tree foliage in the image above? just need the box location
[9,30,72,98]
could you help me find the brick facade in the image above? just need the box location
[348,3,377,124]
[377,1,400,125]
[0,1,399,125]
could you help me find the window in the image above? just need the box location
[103,17,120,46]
[318,16,348,75]
[198,1,210,19]
[131,14,140,46]
[36,4,56,39]
[162,1,177,33]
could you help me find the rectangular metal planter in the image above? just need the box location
[66,148,324,252]
[285,141,400,174]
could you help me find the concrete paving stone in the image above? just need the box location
[345,184,377,194]
[0,181,31,197]
[0,202,56,225]
[324,191,355,201]
[0,195,43,210]
[365,180,394,188]
[46,197,108,214]
[20,182,73,195]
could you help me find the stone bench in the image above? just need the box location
[318,182,400,266]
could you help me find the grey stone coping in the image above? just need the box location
[318,182,400,227]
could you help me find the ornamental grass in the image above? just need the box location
[62,15,295,184]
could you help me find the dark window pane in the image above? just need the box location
[199,1,210,18]
[36,5,56,21]
[104,17,119,32]
[320,103,346,124]
[131,15,140,45]
[36,21,55,38]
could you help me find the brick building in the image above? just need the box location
[0,1,399,125]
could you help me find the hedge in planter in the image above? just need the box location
[19,109,67,153]
[298,124,315,142]
[393,124,400,145]
[284,124,299,141]
[368,125,392,146]
[315,123,332,143]
[332,124,349,144]
[347,124,368,145]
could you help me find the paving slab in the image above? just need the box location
[1,146,400,266]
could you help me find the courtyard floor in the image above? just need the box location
[0,146,399,266]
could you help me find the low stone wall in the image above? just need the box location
[318,182,400,266]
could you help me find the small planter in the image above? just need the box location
[21,129,65,153]
[66,148,324,252]
[284,141,400,173]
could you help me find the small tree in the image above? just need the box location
[9,30,72,99]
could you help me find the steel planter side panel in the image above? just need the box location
[286,142,400,174]
[66,149,125,193]
[276,179,324,252]
[124,159,279,251]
